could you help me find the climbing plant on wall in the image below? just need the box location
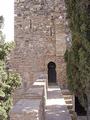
[0,16,21,120]
[64,0,90,113]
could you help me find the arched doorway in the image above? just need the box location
[48,62,57,83]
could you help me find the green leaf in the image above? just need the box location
[0,89,5,97]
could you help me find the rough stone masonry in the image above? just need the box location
[10,0,69,89]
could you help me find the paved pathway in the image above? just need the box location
[45,85,71,120]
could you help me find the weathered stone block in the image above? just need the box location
[10,99,44,120]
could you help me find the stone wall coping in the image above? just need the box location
[33,79,46,85]
[32,78,47,102]
[24,87,44,99]
[11,99,41,113]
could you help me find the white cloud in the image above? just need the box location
[0,0,14,42]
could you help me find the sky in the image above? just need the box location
[0,0,14,42]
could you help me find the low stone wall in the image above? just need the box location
[32,78,47,102]
[10,77,47,120]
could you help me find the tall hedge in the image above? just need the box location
[0,16,21,120]
[64,0,90,111]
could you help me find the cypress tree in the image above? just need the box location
[64,0,90,118]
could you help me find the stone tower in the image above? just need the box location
[10,0,68,89]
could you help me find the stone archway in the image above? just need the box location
[48,62,57,83]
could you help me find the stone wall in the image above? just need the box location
[10,77,47,120]
[10,0,68,89]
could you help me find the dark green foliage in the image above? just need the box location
[64,0,90,110]
[0,16,21,120]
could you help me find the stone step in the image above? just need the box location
[62,89,72,95]
[67,104,73,110]
[70,112,77,120]
[69,109,74,114]
[63,95,73,100]
[62,89,74,117]
[65,99,73,104]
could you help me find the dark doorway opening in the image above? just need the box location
[48,62,57,83]
[75,96,87,116]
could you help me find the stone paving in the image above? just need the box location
[45,85,71,120]
[78,116,87,120]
